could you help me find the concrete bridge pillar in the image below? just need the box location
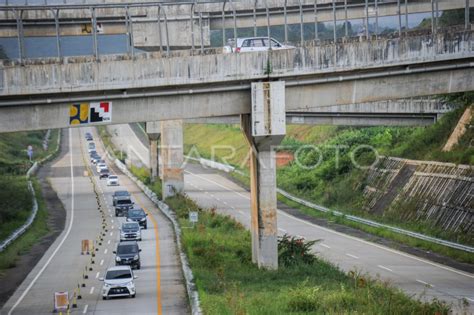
[146,121,161,182]
[160,119,184,199]
[241,81,286,270]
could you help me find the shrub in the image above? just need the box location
[278,234,319,266]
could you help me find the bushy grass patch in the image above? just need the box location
[165,194,451,314]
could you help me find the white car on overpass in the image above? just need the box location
[223,37,295,53]
[100,266,137,300]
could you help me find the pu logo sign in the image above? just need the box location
[70,102,112,125]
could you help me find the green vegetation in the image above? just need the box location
[183,94,474,260]
[130,165,162,199]
[96,126,127,163]
[163,193,451,314]
[0,179,50,275]
[0,130,59,244]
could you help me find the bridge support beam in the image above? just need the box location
[160,120,184,199]
[146,121,161,182]
[241,81,286,270]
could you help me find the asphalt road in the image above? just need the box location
[2,127,188,315]
[114,123,474,314]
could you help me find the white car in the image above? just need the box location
[100,266,137,300]
[96,163,107,172]
[107,175,119,186]
[87,142,96,153]
[223,37,294,53]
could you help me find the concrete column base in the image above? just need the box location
[146,121,162,182]
[160,120,184,199]
[240,80,286,270]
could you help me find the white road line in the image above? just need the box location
[223,201,228,205]
[185,170,249,200]
[187,168,474,279]
[100,259,104,266]
[377,265,393,272]
[320,243,331,249]
[89,287,95,294]
[416,279,430,286]
[238,210,245,215]
[104,249,108,254]
[8,129,77,315]
[95,272,100,279]
[83,304,89,314]
[107,240,111,245]
[277,210,474,279]
[467,298,474,302]
[111,219,114,223]
[112,226,114,230]
[278,228,287,233]
[346,253,359,259]
[110,232,113,236]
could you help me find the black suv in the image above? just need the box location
[113,241,141,269]
[112,190,131,207]
[127,208,148,229]
[115,196,134,217]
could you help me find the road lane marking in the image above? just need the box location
[278,228,287,233]
[89,287,95,294]
[8,129,77,315]
[467,298,474,302]
[346,253,359,259]
[104,249,108,254]
[416,279,431,286]
[110,232,113,236]
[277,210,474,279]
[186,168,474,279]
[320,243,331,249]
[238,210,245,215]
[100,259,104,266]
[83,304,88,314]
[96,272,100,279]
[107,240,111,245]
[133,195,162,315]
[377,265,393,272]
[111,219,114,223]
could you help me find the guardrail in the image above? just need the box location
[0,130,61,253]
[189,156,474,254]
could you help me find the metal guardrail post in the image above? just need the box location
[253,0,257,37]
[91,7,99,60]
[265,0,270,42]
[466,0,470,30]
[332,0,336,42]
[125,6,134,58]
[405,0,409,35]
[53,9,61,58]
[190,2,195,52]
[14,9,24,62]
[199,11,204,53]
[163,6,170,56]
[344,0,348,38]
[365,0,369,38]
[157,5,163,54]
[375,0,379,39]
[299,0,304,46]
[230,0,237,42]
[431,0,435,35]
[221,0,226,47]
[314,0,319,42]
[397,0,402,36]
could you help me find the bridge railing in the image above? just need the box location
[0,0,472,62]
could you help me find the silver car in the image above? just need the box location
[224,37,294,53]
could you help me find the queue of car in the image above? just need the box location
[85,131,147,300]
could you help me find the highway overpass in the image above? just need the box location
[0,17,473,269]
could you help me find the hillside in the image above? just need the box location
[183,94,474,247]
